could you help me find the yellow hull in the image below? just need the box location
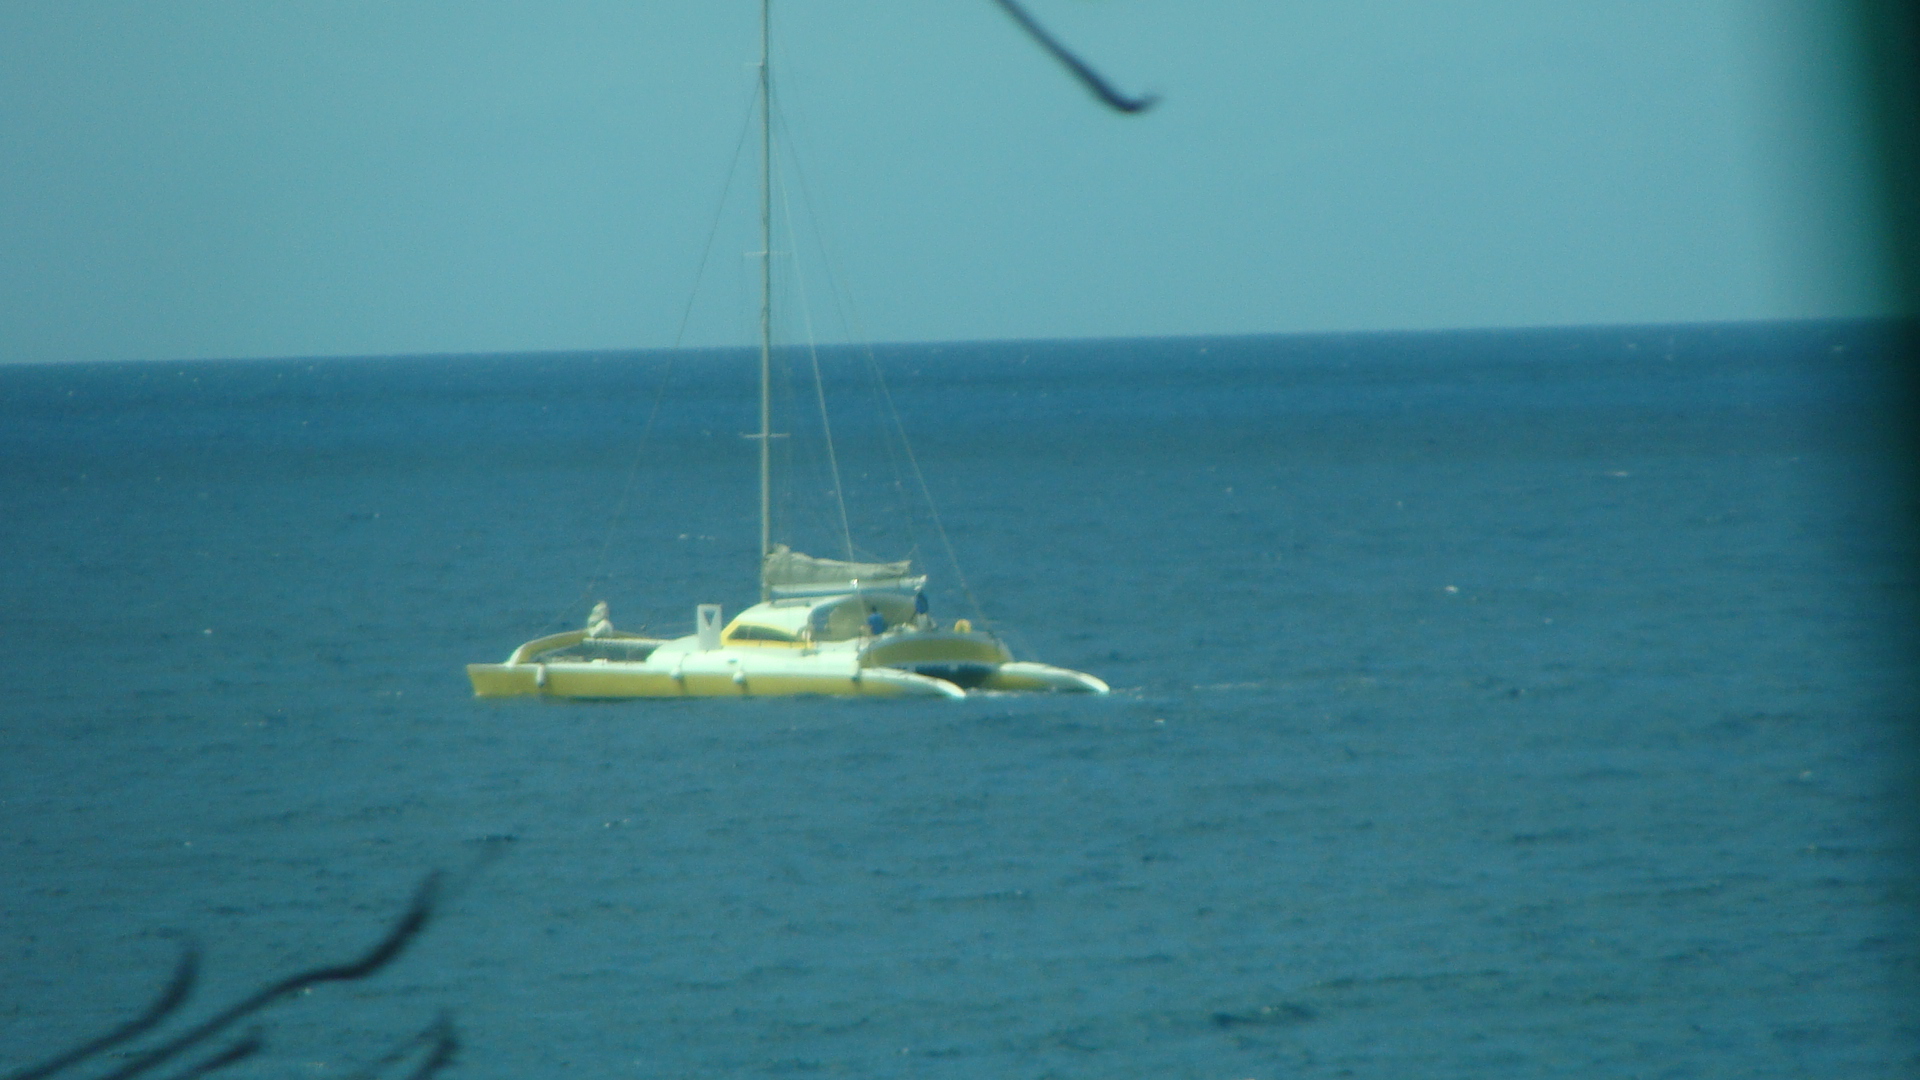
[468,605,1107,700]
[466,661,968,699]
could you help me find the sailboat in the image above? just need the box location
[467,2,1107,700]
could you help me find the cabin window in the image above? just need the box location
[726,624,799,644]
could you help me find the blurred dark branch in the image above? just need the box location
[94,872,440,1080]
[13,872,443,1080]
[340,1013,458,1080]
[152,1029,262,1080]
[396,1016,458,1080]
[990,0,1157,113]
[6,947,199,1080]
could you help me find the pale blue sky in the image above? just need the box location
[0,1,1892,364]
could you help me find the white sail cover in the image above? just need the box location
[763,545,922,597]
[763,544,912,586]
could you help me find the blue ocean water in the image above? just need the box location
[1,321,1914,1077]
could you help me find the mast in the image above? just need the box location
[756,0,774,601]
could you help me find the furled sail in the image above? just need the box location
[763,544,911,585]
[763,544,921,596]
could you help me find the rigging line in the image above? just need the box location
[762,38,975,626]
[988,0,1158,114]
[771,102,856,563]
[544,83,761,634]
[857,343,922,565]
[774,122,924,565]
[674,83,764,351]
[866,348,993,630]
[772,130,978,620]
[776,147,982,624]
[770,302,807,549]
